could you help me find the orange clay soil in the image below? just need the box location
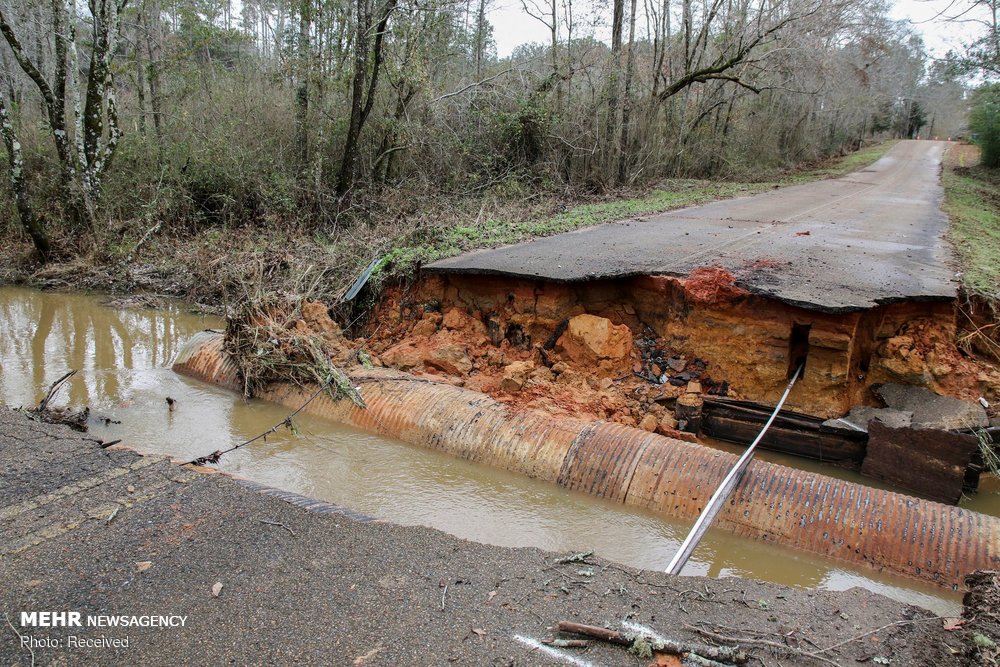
[256,272,998,431]
[354,271,1000,427]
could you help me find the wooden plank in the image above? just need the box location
[702,414,865,468]
[861,422,978,504]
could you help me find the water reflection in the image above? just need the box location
[0,288,193,407]
[1,286,995,616]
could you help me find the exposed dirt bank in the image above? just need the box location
[360,274,999,432]
[0,407,983,666]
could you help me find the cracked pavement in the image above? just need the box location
[427,141,957,313]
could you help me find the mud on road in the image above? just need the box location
[0,407,979,666]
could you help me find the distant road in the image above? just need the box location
[426,140,957,313]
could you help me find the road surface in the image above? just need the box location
[427,141,957,312]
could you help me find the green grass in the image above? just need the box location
[379,140,900,279]
[943,146,1000,301]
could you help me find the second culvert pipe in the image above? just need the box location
[174,331,999,590]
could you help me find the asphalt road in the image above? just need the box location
[427,141,957,313]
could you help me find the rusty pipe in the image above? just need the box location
[173,332,1000,589]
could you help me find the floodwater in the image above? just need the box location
[2,286,998,616]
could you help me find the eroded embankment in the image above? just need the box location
[175,330,1000,590]
[363,271,1000,427]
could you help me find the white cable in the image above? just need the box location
[665,363,803,575]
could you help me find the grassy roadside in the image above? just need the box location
[943,143,1000,302]
[377,140,901,278]
[0,140,900,306]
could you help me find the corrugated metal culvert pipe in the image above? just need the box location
[174,331,1000,590]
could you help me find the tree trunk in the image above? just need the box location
[617,0,637,184]
[141,0,164,145]
[337,0,396,198]
[296,0,312,170]
[474,0,487,78]
[603,0,624,179]
[133,20,148,134]
[337,0,372,198]
[0,96,50,258]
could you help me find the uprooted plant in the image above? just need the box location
[224,293,365,409]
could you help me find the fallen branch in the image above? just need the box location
[4,613,34,667]
[811,615,947,657]
[687,625,838,667]
[186,383,329,466]
[553,551,594,565]
[556,621,748,664]
[686,615,947,666]
[556,621,628,646]
[541,638,589,648]
[259,519,296,537]
[37,370,76,411]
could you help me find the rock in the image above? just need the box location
[667,357,686,372]
[485,349,506,367]
[685,381,702,394]
[639,413,658,432]
[442,308,487,336]
[380,341,425,371]
[300,300,341,337]
[556,314,634,371]
[426,342,473,376]
[551,362,569,375]
[822,406,913,433]
[529,366,555,383]
[380,335,472,376]
[411,316,439,337]
[657,414,679,433]
[875,383,989,430]
[486,317,503,346]
[501,360,535,393]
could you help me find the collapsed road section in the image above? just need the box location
[378,139,998,502]
[172,139,999,601]
[174,330,1000,591]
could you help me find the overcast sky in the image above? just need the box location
[487,0,988,59]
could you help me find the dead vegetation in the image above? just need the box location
[962,571,1000,666]
[24,370,89,431]
[224,294,366,408]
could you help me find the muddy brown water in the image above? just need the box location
[2,286,997,615]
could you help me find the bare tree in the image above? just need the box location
[337,0,398,197]
[0,0,128,241]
